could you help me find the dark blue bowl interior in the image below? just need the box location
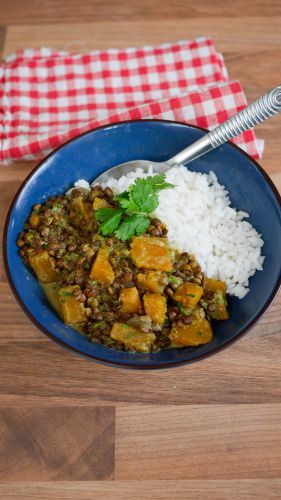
[4,121,281,367]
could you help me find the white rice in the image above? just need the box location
[73,165,264,299]
[66,179,91,194]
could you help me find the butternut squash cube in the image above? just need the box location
[203,279,229,320]
[58,285,87,324]
[209,291,229,320]
[110,323,156,353]
[136,271,166,294]
[204,277,226,294]
[120,287,141,314]
[92,197,110,210]
[71,197,92,221]
[173,282,203,309]
[29,213,39,228]
[29,250,57,283]
[170,318,213,347]
[90,248,115,286]
[143,293,167,324]
[130,236,172,272]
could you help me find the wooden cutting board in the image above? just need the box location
[0,1,280,498]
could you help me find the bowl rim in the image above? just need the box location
[3,118,281,369]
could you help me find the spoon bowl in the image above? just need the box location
[94,159,169,184]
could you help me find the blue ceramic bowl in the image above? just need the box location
[3,120,281,368]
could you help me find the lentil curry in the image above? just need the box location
[17,178,229,353]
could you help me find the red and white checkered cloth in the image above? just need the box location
[0,37,263,163]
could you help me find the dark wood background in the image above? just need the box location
[0,1,280,498]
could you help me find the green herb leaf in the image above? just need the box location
[168,275,182,285]
[130,178,158,213]
[123,174,174,215]
[96,174,175,241]
[125,332,137,340]
[59,289,73,303]
[114,192,130,209]
[64,253,79,261]
[59,290,72,298]
[214,291,225,304]
[200,300,208,309]
[115,214,150,241]
[134,216,151,236]
[95,207,121,223]
[115,191,142,212]
[99,210,123,236]
[92,321,105,329]
[52,201,62,213]
[178,303,192,316]
[95,207,123,236]
[25,232,35,242]
[147,173,175,192]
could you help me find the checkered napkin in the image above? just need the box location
[0,37,263,163]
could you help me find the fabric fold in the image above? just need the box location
[0,37,263,163]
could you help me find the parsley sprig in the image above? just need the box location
[95,174,174,241]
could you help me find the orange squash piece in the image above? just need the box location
[71,197,92,221]
[204,277,226,294]
[170,318,213,347]
[209,291,229,320]
[213,300,229,320]
[92,197,110,210]
[110,323,156,353]
[173,282,203,309]
[136,271,166,294]
[58,285,87,324]
[29,213,40,228]
[120,287,141,314]
[29,250,57,283]
[130,236,172,272]
[143,293,167,324]
[203,279,229,320]
[90,248,115,286]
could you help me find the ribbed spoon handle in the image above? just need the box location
[209,85,281,147]
[168,85,281,166]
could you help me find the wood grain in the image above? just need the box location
[0,26,7,58]
[0,1,281,496]
[4,17,281,56]
[0,295,280,406]
[115,405,281,479]
[0,406,115,480]
[0,480,281,499]
[1,0,281,25]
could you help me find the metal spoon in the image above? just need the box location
[94,85,281,184]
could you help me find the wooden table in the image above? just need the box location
[0,2,281,498]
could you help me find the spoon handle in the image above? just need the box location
[168,85,281,166]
